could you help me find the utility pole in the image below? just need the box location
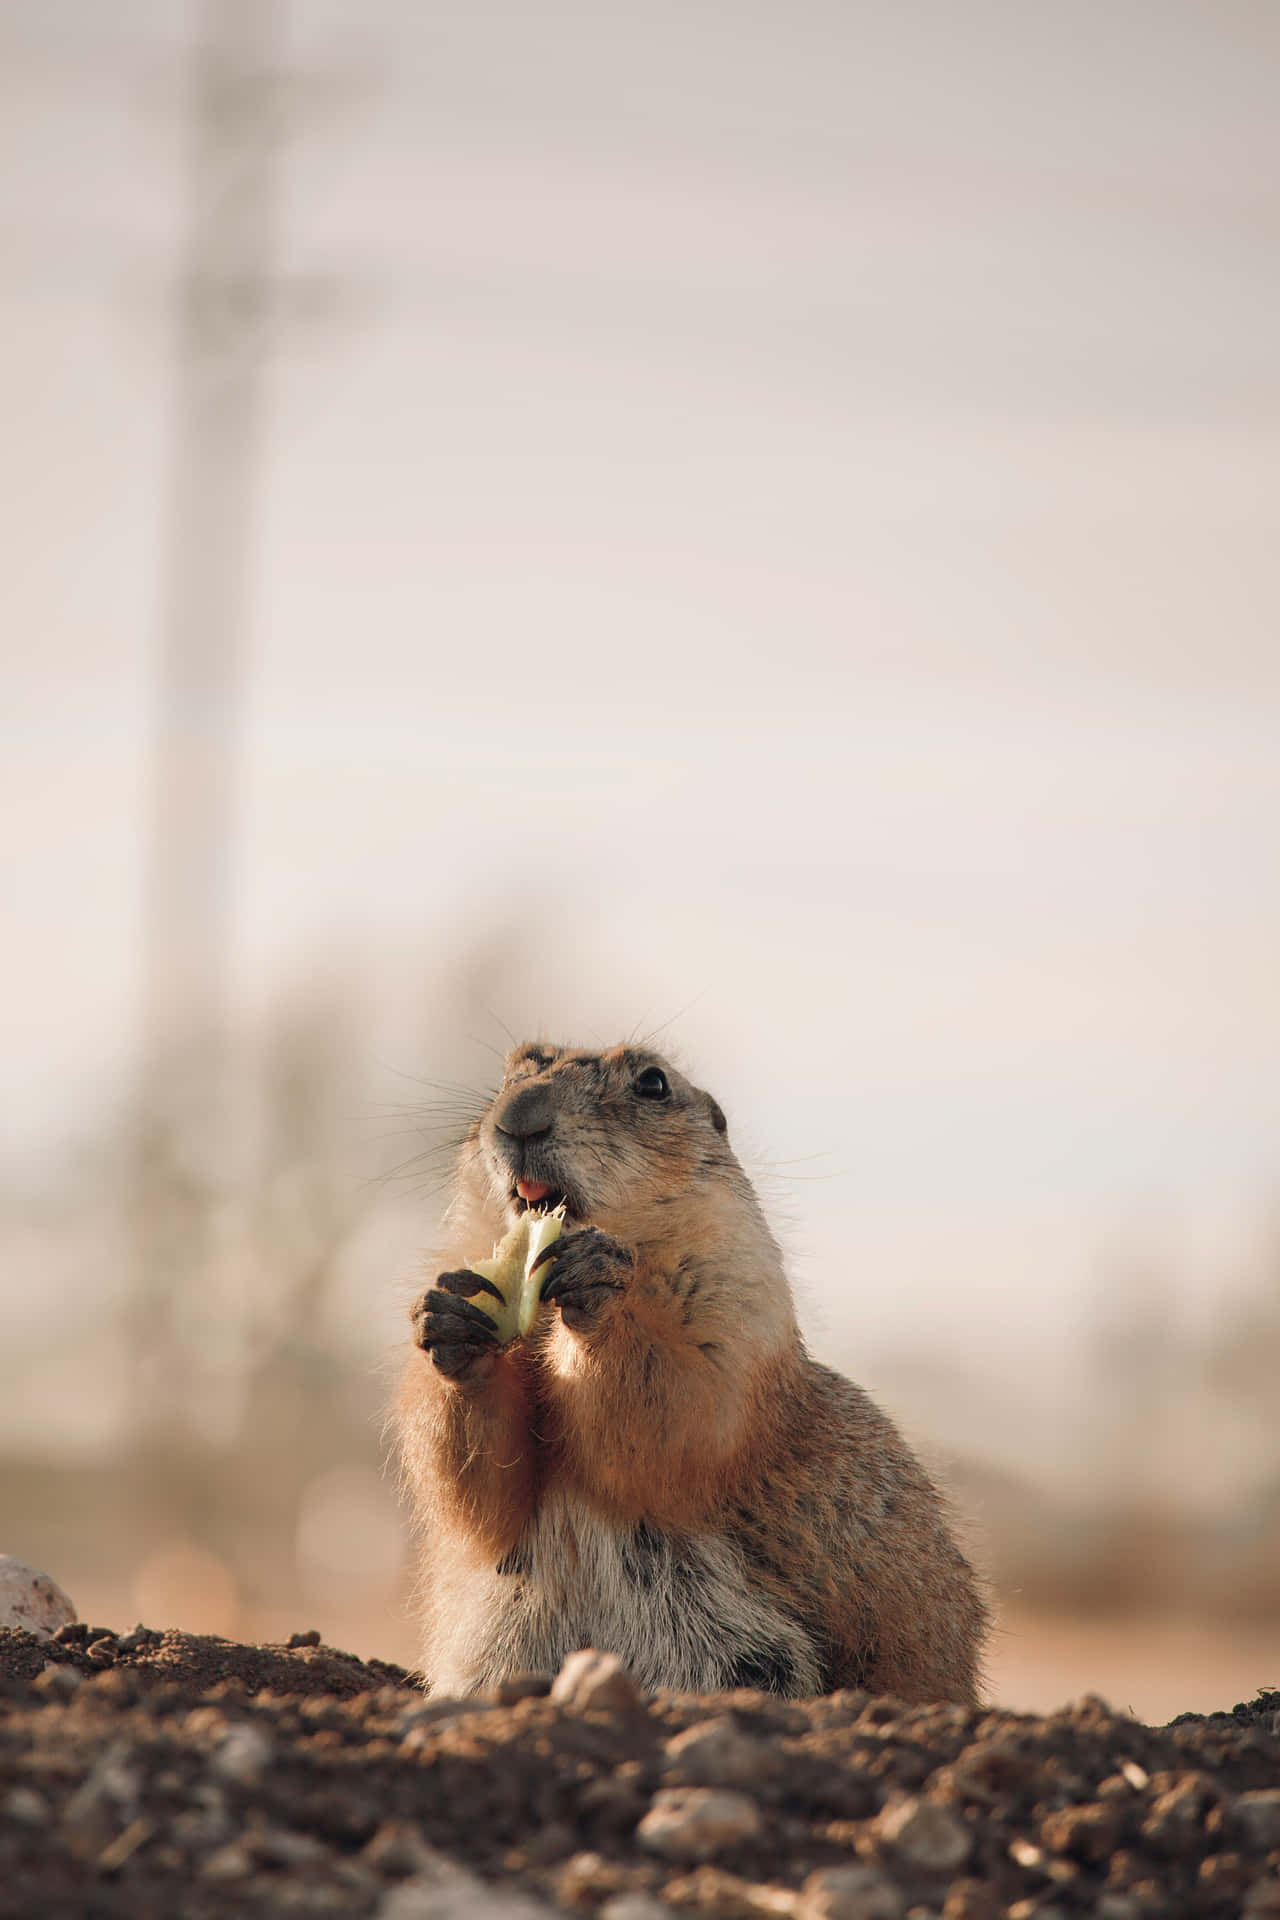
[131,0,282,1439]
[142,0,279,1087]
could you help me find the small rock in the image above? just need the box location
[1094,1898,1142,1920]
[32,1663,81,1699]
[210,1722,274,1785]
[555,1850,629,1905]
[378,1872,553,1917]
[1235,1790,1280,1852]
[664,1718,779,1790]
[1039,1802,1124,1863]
[363,1822,456,1878]
[1119,1761,1150,1791]
[288,1629,322,1648]
[3,1786,50,1826]
[550,1647,642,1711]
[637,1787,762,1862]
[200,1842,254,1882]
[800,1864,905,1920]
[1141,1773,1215,1853]
[599,1899,676,1920]
[249,1826,329,1866]
[877,1796,971,1874]
[0,1556,77,1637]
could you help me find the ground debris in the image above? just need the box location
[1,1626,1277,1919]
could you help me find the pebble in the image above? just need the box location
[32,1663,82,1699]
[114,1626,154,1655]
[599,1898,677,1920]
[378,1872,554,1917]
[800,1864,905,1920]
[200,1842,254,1881]
[248,1825,330,1865]
[1038,1801,1123,1862]
[1235,1790,1280,1852]
[549,1647,643,1711]
[876,1796,971,1873]
[637,1787,762,1861]
[3,1786,51,1825]
[0,1556,77,1637]
[363,1821,459,1877]
[664,1717,779,1790]
[1141,1773,1214,1851]
[211,1721,275,1785]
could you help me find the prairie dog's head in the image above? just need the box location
[453,1042,741,1244]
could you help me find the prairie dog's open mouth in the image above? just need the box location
[509,1180,580,1224]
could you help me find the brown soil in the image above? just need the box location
[1,1624,1277,1919]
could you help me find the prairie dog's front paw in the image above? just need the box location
[411,1276,501,1380]
[531,1227,634,1333]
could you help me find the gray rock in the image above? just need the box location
[210,1722,274,1785]
[1235,1790,1280,1852]
[32,1663,82,1700]
[199,1842,254,1882]
[550,1647,643,1712]
[378,1870,553,1918]
[248,1825,330,1866]
[0,1556,76,1638]
[637,1786,762,1861]
[664,1717,779,1789]
[876,1795,971,1873]
[2,1786,51,1826]
[800,1866,905,1920]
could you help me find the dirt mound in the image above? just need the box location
[1,1625,1277,1918]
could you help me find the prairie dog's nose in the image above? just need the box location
[492,1081,555,1140]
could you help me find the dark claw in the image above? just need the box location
[529,1239,563,1276]
[539,1267,626,1307]
[533,1228,633,1329]
[425,1291,500,1334]
[411,1287,502,1380]
[437,1267,504,1303]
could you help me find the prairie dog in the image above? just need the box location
[397,1042,987,1701]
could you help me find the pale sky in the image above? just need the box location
[2,1,1279,1428]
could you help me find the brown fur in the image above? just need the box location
[396,1042,988,1702]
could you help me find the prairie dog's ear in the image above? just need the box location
[700,1090,728,1136]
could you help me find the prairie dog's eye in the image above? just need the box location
[634,1067,670,1100]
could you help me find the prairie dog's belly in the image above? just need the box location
[427,1489,823,1697]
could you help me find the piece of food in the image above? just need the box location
[462,1207,565,1345]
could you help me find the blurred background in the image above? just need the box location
[2,0,1278,1723]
